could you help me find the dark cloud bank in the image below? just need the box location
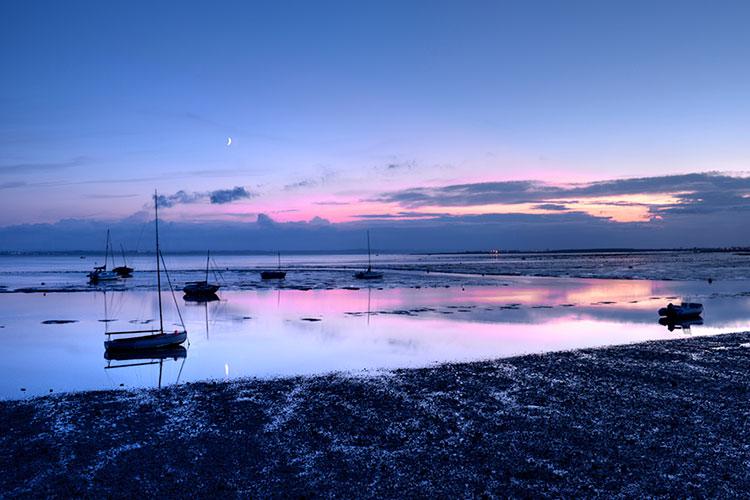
[377,172,750,216]
[1,173,749,252]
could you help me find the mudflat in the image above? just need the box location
[2,332,749,497]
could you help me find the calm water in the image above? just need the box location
[2,250,750,293]
[1,273,749,399]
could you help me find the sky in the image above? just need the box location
[2,1,750,250]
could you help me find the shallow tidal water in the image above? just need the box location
[1,274,749,399]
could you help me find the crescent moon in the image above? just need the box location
[226,137,232,146]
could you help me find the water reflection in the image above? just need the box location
[104,346,187,389]
[659,317,704,332]
[1,276,750,398]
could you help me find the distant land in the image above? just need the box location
[2,247,750,257]
[1,211,750,253]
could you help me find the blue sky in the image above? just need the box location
[1,1,750,249]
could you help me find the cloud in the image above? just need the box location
[354,211,449,220]
[4,206,749,252]
[155,186,256,207]
[534,203,568,211]
[314,201,350,206]
[384,160,416,171]
[209,186,255,204]
[0,156,90,176]
[377,173,750,217]
[256,213,276,227]
[283,170,338,191]
[284,179,318,190]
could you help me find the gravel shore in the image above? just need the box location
[2,332,750,498]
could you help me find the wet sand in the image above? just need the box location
[2,331,749,497]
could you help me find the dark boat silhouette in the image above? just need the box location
[658,302,703,319]
[113,243,134,277]
[261,251,287,280]
[183,250,221,298]
[183,292,220,303]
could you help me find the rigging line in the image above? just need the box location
[134,219,148,254]
[210,257,227,284]
[160,250,186,331]
[176,354,187,384]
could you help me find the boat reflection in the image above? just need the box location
[104,346,187,389]
[659,317,704,332]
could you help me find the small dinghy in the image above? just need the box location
[354,230,383,280]
[658,302,703,318]
[261,251,287,280]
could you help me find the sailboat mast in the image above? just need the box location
[120,244,127,267]
[105,229,111,270]
[367,230,372,270]
[206,250,210,281]
[155,191,164,333]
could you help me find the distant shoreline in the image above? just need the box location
[2,331,749,496]
[2,246,749,257]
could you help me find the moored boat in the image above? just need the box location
[354,230,383,280]
[183,281,221,295]
[88,229,120,282]
[89,265,119,282]
[113,244,134,277]
[183,250,221,298]
[104,190,188,352]
[658,302,703,318]
[261,251,287,279]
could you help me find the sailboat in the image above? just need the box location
[183,250,221,298]
[88,229,119,283]
[354,230,383,280]
[261,251,287,279]
[104,191,188,351]
[113,243,134,277]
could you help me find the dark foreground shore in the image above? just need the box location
[2,333,750,498]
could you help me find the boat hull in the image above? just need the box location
[658,302,703,318]
[89,271,119,282]
[354,271,384,280]
[113,266,134,277]
[183,292,220,303]
[105,331,187,351]
[261,270,287,279]
[183,282,220,296]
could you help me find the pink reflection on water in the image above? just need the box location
[2,276,749,398]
